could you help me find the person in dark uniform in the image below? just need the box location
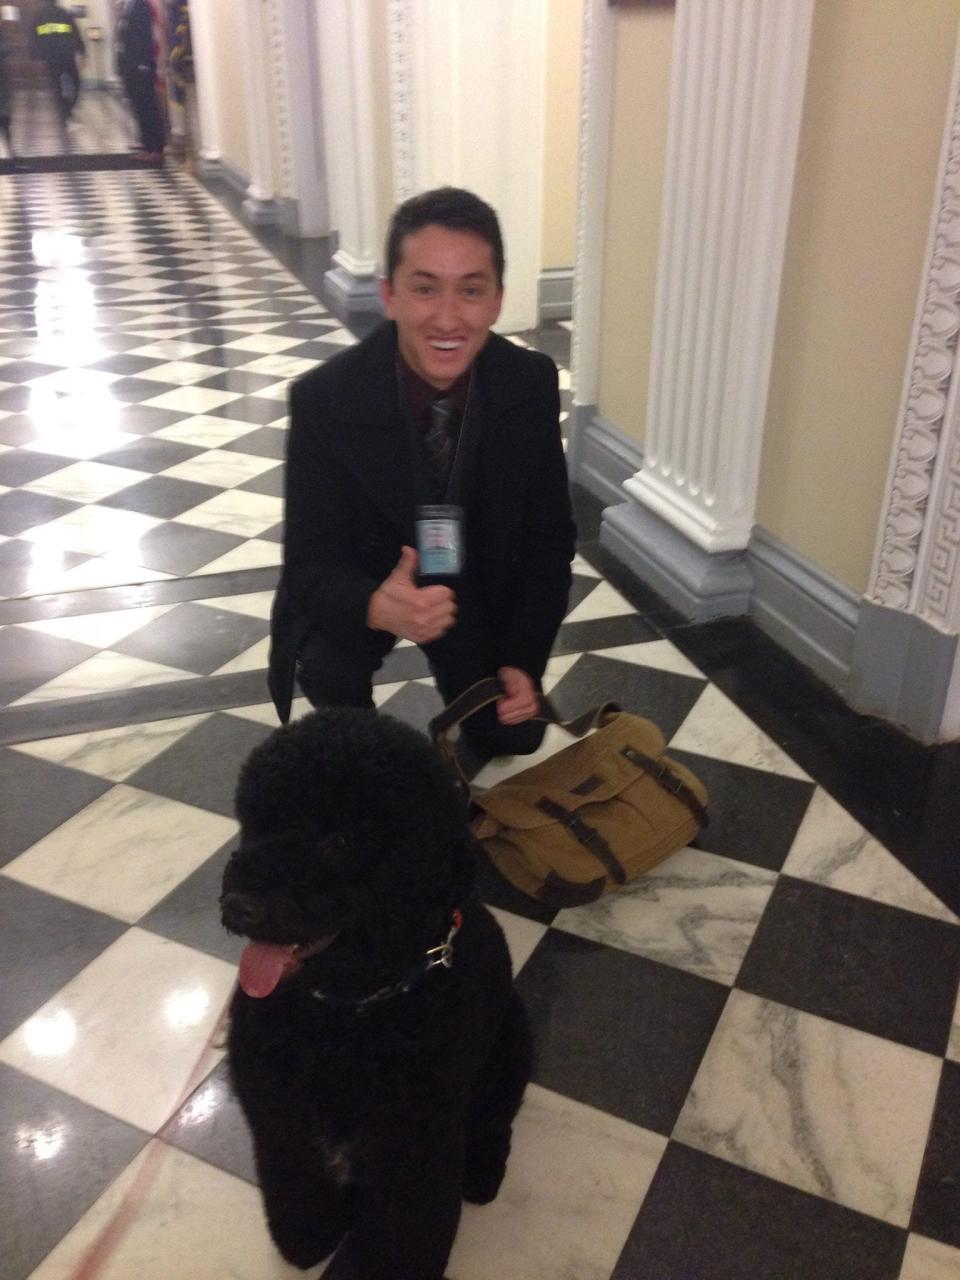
[116,0,165,162]
[31,2,85,122]
[269,187,577,758]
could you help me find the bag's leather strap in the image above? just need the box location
[619,744,709,829]
[429,677,622,792]
[429,676,620,743]
[536,798,627,884]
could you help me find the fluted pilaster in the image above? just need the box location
[625,0,814,554]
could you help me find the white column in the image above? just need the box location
[239,0,280,224]
[318,0,382,314]
[567,0,616,472]
[270,0,330,237]
[853,28,960,742]
[189,0,224,170]
[387,0,547,333]
[622,0,814,554]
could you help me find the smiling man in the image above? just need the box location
[269,187,576,758]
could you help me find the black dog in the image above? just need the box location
[221,707,531,1280]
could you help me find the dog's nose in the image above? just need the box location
[221,892,265,930]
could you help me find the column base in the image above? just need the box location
[242,193,281,226]
[848,600,959,744]
[323,266,385,322]
[601,498,753,622]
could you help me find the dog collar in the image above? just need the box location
[310,909,463,1014]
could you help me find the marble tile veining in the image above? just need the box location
[673,989,942,1227]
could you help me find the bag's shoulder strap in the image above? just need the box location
[429,678,622,790]
[429,677,621,743]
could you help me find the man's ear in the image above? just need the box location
[379,276,395,318]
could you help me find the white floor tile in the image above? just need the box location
[673,989,942,1227]
[563,580,637,623]
[783,787,958,924]
[554,847,777,985]
[18,603,175,649]
[11,650,194,705]
[162,449,277,490]
[10,713,208,782]
[153,415,257,448]
[24,461,151,503]
[212,635,270,675]
[670,684,811,780]
[899,1234,960,1280]
[175,488,283,537]
[487,907,547,977]
[592,639,706,679]
[4,783,236,922]
[196,590,275,619]
[20,506,164,557]
[24,1143,307,1280]
[191,539,282,575]
[142,387,240,414]
[448,1085,666,1280]
[0,928,236,1133]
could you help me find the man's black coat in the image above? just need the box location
[268,320,576,722]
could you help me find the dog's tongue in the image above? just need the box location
[238,942,298,998]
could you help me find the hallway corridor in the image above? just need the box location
[0,167,958,1280]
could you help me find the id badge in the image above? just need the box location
[416,505,464,577]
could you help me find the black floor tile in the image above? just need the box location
[236,465,284,498]
[0,491,79,537]
[564,572,603,619]
[196,369,281,394]
[140,840,241,964]
[0,416,46,447]
[93,437,204,473]
[553,613,663,655]
[473,850,558,925]
[0,360,60,383]
[125,712,273,818]
[611,1142,906,1280]
[374,644,433,685]
[671,751,816,872]
[112,601,269,676]
[99,474,222,518]
[0,878,126,1038]
[131,522,244,575]
[109,404,186,435]
[160,1059,257,1187]
[377,680,445,739]
[108,375,182,403]
[207,397,286,427]
[221,425,286,459]
[0,1062,148,1280]
[0,626,97,705]
[548,652,706,741]
[516,930,728,1133]
[737,877,960,1055]
[0,451,70,487]
[910,1060,960,1249]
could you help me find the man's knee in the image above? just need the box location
[460,710,546,760]
[295,630,392,710]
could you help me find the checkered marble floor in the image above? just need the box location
[1,169,959,1280]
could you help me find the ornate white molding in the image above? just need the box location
[387,0,416,204]
[264,0,294,200]
[869,30,960,634]
[571,0,616,411]
[627,0,814,554]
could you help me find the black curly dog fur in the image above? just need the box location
[221,708,531,1279]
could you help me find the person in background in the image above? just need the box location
[31,1,85,122]
[116,0,165,163]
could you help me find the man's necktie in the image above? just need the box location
[425,397,456,496]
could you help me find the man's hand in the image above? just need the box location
[366,546,457,645]
[496,666,540,725]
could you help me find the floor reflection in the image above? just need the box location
[7,85,138,157]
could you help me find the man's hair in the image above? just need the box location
[384,187,505,287]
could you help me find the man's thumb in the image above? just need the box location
[393,545,418,580]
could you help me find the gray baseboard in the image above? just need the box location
[242,194,282,226]
[539,268,574,322]
[567,409,643,508]
[747,527,860,691]
[601,500,754,621]
[848,600,958,743]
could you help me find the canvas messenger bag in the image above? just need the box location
[430,678,709,910]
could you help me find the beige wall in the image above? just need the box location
[758,0,959,593]
[542,0,583,271]
[207,0,249,175]
[596,5,674,440]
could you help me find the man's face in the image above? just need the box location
[380,224,503,391]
